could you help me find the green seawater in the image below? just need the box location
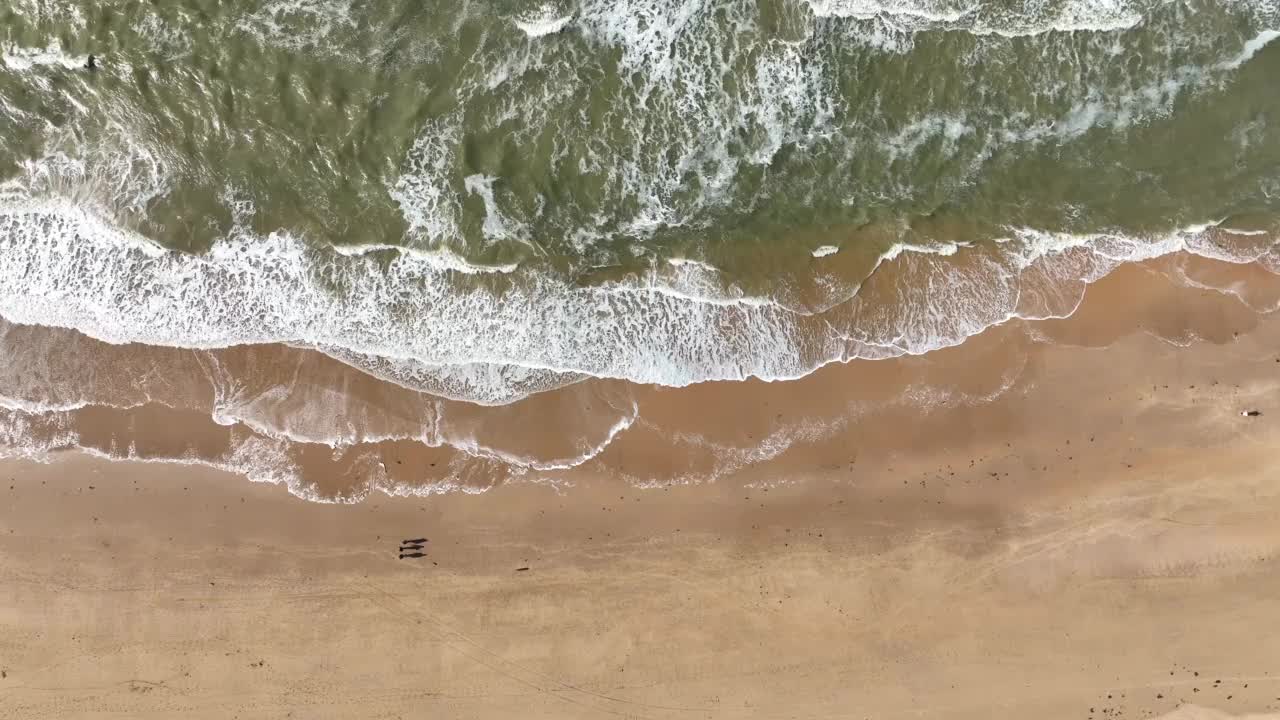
[2,0,1280,401]
[3,0,1278,286]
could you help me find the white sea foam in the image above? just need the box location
[0,384,633,497]
[387,121,464,243]
[443,400,639,472]
[567,0,837,237]
[1218,28,1280,70]
[463,174,533,248]
[329,243,520,274]
[312,347,585,405]
[0,405,341,502]
[1220,225,1271,237]
[806,0,977,24]
[812,245,840,257]
[8,0,87,28]
[645,413,851,486]
[1,41,88,71]
[0,403,514,503]
[1167,260,1280,314]
[0,409,79,461]
[514,9,576,38]
[0,394,146,414]
[237,0,359,53]
[805,0,1144,36]
[643,259,776,308]
[883,114,975,161]
[13,117,177,224]
[0,194,1274,409]
[0,317,628,474]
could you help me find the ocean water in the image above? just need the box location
[1,0,1279,497]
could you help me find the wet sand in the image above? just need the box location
[4,254,1280,718]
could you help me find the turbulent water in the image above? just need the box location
[2,0,1280,497]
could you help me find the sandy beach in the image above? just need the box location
[3,254,1280,719]
[4,3,1280,716]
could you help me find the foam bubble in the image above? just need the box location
[12,117,177,224]
[329,243,520,274]
[1,41,88,71]
[1219,28,1280,70]
[313,347,585,406]
[804,0,1144,36]
[444,400,639,472]
[387,122,463,242]
[0,408,78,460]
[876,239,968,265]
[463,174,532,248]
[806,0,977,25]
[514,8,576,38]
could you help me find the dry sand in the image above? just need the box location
[4,255,1280,719]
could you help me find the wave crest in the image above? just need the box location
[0,197,1276,405]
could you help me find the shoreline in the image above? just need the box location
[4,428,1280,718]
[3,254,1280,717]
[0,251,1278,500]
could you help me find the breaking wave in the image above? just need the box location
[0,197,1276,407]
